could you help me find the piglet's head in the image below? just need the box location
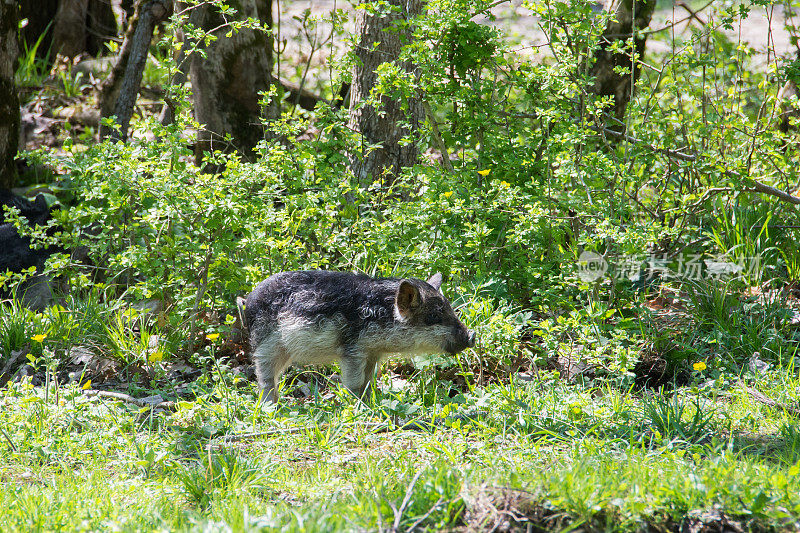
[395,273,476,354]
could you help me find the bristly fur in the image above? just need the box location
[243,270,475,402]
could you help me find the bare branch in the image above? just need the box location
[739,380,800,416]
[591,126,697,161]
[641,0,714,35]
[743,179,800,205]
[592,127,800,206]
[83,390,176,410]
[423,101,454,173]
[392,469,425,532]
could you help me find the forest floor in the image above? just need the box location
[3,351,800,531]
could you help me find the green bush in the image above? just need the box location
[16,0,800,375]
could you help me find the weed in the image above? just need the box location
[684,278,741,329]
[15,25,52,88]
[642,392,718,445]
[708,202,784,285]
[0,300,40,358]
[103,309,162,367]
[778,423,800,466]
[173,447,269,508]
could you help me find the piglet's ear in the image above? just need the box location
[426,273,443,292]
[396,280,421,319]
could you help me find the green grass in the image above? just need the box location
[2,277,799,531]
[680,278,799,368]
[15,28,51,89]
[2,359,800,532]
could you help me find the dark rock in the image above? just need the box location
[0,189,61,310]
[0,188,50,226]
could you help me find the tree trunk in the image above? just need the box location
[0,0,19,190]
[99,0,143,129]
[348,0,424,185]
[190,0,277,166]
[589,0,656,125]
[109,0,170,140]
[99,0,170,140]
[52,0,118,60]
[86,0,120,56]
[52,0,90,59]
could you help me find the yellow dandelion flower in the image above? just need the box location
[206,333,220,341]
[477,169,491,176]
[442,191,453,198]
[31,334,47,343]
[692,361,707,371]
[81,379,92,390]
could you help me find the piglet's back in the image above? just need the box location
[245,271,398,326]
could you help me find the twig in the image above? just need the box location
[590,126,697,162]
[592,126,800,206]
[210,427,315,443]
[422,101,454,173]
[407,497,444,533]
[280,77,326,111]
[0,426,17,452]
[292,24,319,112]
[82,390,176,410]
[685,187,733,210]
[642,0,714,35]
[159,8,200,126]
[187,241,215,354]
[738,380,800,416]
[209,420,389,444]
[393,469,425,532]
[743,179,800,205]
[676,1,708,26]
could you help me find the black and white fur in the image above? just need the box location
[239,271,476,402]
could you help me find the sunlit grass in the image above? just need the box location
[1,357,800,531]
